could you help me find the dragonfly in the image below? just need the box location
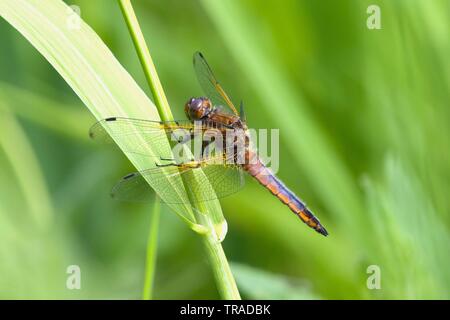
[90,52,328,236]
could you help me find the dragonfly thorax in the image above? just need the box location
[185,97,213,120]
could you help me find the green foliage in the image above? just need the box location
[0,0,448,299]
[231,263,320,300]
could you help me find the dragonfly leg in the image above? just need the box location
[155,162,180,168]
[159,156,196,163]
[155,160,202,169]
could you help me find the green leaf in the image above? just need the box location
[0,105,53,230]
[0,82,90,141]
[0,0,226,236]
[231,263,320,300]
[361,156,450,298]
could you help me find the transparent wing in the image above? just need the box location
[193,52,239,116]
[111,164,245,203]
[89,117,240,162]
[90,117,200,160]
[89,117,196,141]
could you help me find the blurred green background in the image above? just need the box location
[0,0,449,299]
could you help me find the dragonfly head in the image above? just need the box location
[185,97,213,120]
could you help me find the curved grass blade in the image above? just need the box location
[0,0,207,232]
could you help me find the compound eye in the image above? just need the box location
[192,98,204,109]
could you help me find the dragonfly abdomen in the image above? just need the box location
[244,159,328,236]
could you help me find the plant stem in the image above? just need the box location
[118,0,173,121]
[118,0,165,301]
[202,233,241,299]
[117,0,240,300]
[142,198,160,300]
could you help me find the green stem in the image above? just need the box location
[142,198,160,300]
[117,0,240,300]
[202,233,241,299]
[118,0,173,121]
[118,0,165,301]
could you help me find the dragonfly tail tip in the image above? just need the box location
[317,225,329,237]
[318,227,328,237]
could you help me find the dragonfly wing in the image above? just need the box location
[111,164,245,204]
[89,117,196,159]
[110,172,155,202]
[193,52,239,116]
[90,117,241,163]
